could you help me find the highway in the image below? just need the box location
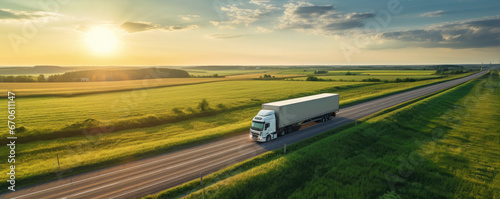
[0,71,487,199]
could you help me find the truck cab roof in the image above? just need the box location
[257,110,274,117]
[253,110,275,122]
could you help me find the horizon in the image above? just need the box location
[0,63,499,68]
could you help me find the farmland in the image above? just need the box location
[0,69,479,188]
[1,81,369,136]
[276,69,436,76]
[171,71,499,199]
[0,78,225,97]
[184,69,267,77]
[288,70,443,82]
[291,75,439,82]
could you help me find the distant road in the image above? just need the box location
[0,71,487,199]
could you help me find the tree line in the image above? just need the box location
[0,68,190,82]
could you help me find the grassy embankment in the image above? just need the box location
[0,71,476,189]
[148,71,498,198]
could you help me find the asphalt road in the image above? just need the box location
[1,71,487,199]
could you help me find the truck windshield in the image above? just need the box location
[251,121,264,131]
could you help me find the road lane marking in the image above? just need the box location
[109,149,264,199]
[62,142,256,199]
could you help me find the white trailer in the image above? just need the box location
[250,93,339,142]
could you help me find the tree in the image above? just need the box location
[306,75,319,81]
[198,99,209,111]
[37,74,45,82]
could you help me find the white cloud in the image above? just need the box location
[210,4,273,29]
[420,10,446,18]
[179,15,200,20]
[0,9,63,22]
[120,21,198,33]
[249,0,270,5]
[207,34,245,39]
[276,2,375,35]
[377,17,500,48]
[256,26,273,32]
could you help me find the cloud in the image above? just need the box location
[120,21,198,33]
[276,2,375,35]
[377,17,500,48]
[0,8,62,21]
[210,4,274,29]
[208,34,245,39]
[179,15,200,20]
[293,5,335,18]
[249,0,270,5]
[256,26,273,33]
[420,10,446,17]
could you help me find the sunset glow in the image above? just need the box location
[85,26,119,55]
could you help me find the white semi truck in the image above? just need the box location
[250,93,339,142]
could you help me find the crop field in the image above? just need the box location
[330,70,436,76]
[0,78,224,97]
[175,72,499,199]
[0,69,478,188]
[184,69,267,76]
[276,69,435,76]
[0,81,369,136]
[291,75,439,81]
[225,73,302,79]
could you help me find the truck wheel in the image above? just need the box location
[321,115,326,122]
[279,129,285,136]
[266,135,271,142]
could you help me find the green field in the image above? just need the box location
[184,69,266,76]
[292,75,439,82]
[0,78,225,97]
[0,70,478,188]
[1,81,368,136]
[170,71,498,199]
[285,69,442,82]
[277,69,436,76]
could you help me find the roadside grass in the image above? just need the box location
[0,72,478,189]
[175,72,498,199]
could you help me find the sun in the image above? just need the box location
[85,26,119,54]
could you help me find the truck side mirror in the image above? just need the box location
[265,123,270,130]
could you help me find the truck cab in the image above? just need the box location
[249,110,277,142]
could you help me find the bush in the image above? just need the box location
[362,78,382,82]
[305,75,328,81]
[216,103,226,109]
[314,70,328,74]
[198,99,209,111]
[172,108,183,115]
[186,107,196,113]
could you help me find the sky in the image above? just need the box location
[0,0,499,66]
